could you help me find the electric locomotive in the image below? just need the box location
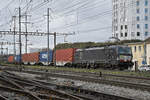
[74,45,133,70]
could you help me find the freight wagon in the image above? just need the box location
[8,56,14,63]
[55,48,76,66]
[8,50,53,65]
[8,55,22,64]
[0,55,9,63]
[39,50,53,65]
[22,52,39,65]
[15,55,21,64]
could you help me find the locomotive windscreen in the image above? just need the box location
[118,47,132,55]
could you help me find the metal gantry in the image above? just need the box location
[47,8,50,66]
[0,31,75,36]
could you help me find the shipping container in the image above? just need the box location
[8,56,14,63]
[15,55,21,63]
[55,48,76,66]
[22,52,39,65]
[39,50,53,65]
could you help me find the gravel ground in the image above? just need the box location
[52,78,150,100]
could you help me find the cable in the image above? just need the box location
[51,9,112,30]
[77,26,112,33]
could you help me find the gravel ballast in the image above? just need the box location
[10,71,150,100]
[52,78,150,100]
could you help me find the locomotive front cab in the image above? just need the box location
[117,46,133,69]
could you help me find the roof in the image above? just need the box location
[125,42,144,45]
[145,37,150,42]
[76,45,129,51]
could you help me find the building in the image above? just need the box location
[146,43,150,65]
[112,0,150,40]
[126,42,146,67]
[126,38,150,67]
[145,38,150,65]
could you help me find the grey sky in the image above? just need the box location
[0,0,112,54]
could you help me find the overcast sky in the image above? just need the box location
[0,0,112,54]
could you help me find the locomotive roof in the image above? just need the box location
[76,45,128,51]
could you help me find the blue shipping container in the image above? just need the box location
[39,50,53,63]
[15,55,21,63]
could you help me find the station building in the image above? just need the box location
[146,38,150,65]
[127,42,146,67]
[126,38,150,67]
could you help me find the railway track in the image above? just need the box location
[0,94,8,100]
[0,71,82,100]
[0,69,134,100]
[44,69,150,85]
[2,66,150,85]
[39,68,150,80]
[3,66,150,80]
[3,65,150,81]
[2,67,150,92]
[21,70,150,91]
[2,67,150,91]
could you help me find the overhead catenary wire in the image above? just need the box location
[0,0,136,31]
[0,0,145,55]
[31,0,138,30]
